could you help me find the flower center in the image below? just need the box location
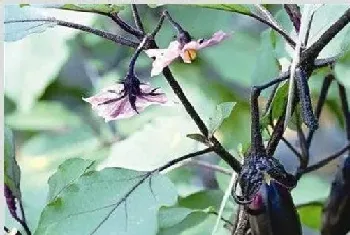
[183,49,197,62]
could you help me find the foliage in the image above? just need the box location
[4,4,350,235]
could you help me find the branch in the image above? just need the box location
[18,199,30,235]
[131,4,145,33]
[157,147,214,172]
[110,13,144,38]
[281,137,303,161]
[296,113,309,172]
[300,144,350,175]
[301,8,350,66]
[284,4,301,32]
[338,83,350,141]
[306,74,333,147]
[5,19,139,48]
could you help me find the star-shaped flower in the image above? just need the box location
[145,30,231,76]
[83,77,167,122]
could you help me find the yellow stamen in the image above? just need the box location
[183,49,197,62]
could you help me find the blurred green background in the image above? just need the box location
[4,4,350,235]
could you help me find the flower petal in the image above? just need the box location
[197,30,231,49]
[145,41,182,77]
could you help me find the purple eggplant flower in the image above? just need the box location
[83,76,167,122]
[145,30,231,76]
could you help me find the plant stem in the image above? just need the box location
[157,147,214,172]
[306,74,333,147]
[110,13,144,38]
[131,4,145,33]
[284,4,301,32]
[300,144,350,175]
[5,18,139,48]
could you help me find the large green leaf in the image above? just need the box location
[47,158,94,202]
[35,162,178,235]
[251,29,280,90]
[21,126,101,165]
[158,207,194,229]
[50,4,125,14]
[178,190,235,217]
[158,190,234,235]
[4,5,57,42]
[166,167,206,197]
[5,101,81,131]
[102,116,201,171]
[297,203,323,230]
[4,126,22,199]
[4,25,71,112]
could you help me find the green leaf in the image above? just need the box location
[158,190,234,235]
[47,158,94,202]
[35,165,178,235]
[302,4,350,58]
[158,207,194,229]
[261,81,289,126]
[196,4,251,14]
[4,126,22,199]
[297,203,323,230]
[21,126,101,164]
[103,116,200,171]
[50,4,125,14]
[178,190,235,214]
[4,5,57,42]
[158,211,230,235]
[292,174,330,205]
[5,23,71,112]
[5,101,81,131]
[251,29,280,91]
[335,51,350,89]
[208,102,236,135]
[166,167,206,197]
